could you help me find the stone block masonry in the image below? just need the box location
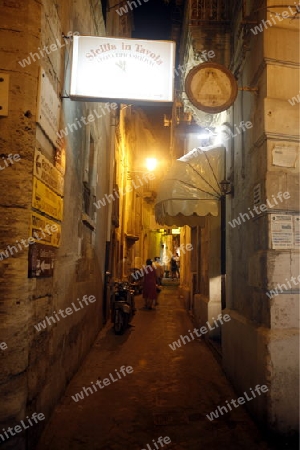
[0,0,110,448]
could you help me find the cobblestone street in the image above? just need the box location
[37,287,275,450]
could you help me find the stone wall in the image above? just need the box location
[0,1,113,448]
[223,0,299,435]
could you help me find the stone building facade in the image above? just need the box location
[223,0,299,434]
[169,0,299,435]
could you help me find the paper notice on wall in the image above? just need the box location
[270,214,293,249]
[293,216,300,248]
[272,146,298,168]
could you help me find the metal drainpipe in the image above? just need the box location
[103,113,116,323]
[221,193,226,311]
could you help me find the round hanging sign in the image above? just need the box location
[185,63,238,114]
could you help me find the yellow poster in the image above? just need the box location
[34,148,64,196]
[30,212,61,247]
[32,177,63,221]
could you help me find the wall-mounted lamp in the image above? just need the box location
[220,179,233,196]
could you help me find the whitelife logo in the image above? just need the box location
[116,0,150,17]
[72,366,133,402]
[18,31,80,68]
[228,191,290,228]
[57,102,118,139]
[132,243,193,281]
[169,314,231,351]
[0,154,21,171]
[0,412,45,444]
[141,436,171,450]
[206,384,269,421]
[0,224,59,261]
[34,295,96,332]
[288,91,300,106]
[250,4,299,35]
[266,274,300,299]
[93,172,155,211]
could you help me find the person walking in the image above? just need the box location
[170,256,178,280]
[174,252,180,278]
[142,259,158,310]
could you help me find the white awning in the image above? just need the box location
[155,145,225,227]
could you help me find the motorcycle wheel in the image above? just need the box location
[114,309,125,335]
[123,313,129,329]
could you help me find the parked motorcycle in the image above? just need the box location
[128,268,144,295]
[111,281,135,335]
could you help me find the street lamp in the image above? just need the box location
[220,179,233,196]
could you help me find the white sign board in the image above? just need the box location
[70,36,175,103]
[293,216,300,248]
[37,69,61,146]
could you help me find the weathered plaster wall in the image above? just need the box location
[178,225,192,310]
[192,215,222,339]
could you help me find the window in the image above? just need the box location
[83,134,96,222]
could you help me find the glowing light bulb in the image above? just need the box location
[146,158,157,171]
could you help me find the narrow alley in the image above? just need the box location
[37,286,273,450]
[0,1,299,449]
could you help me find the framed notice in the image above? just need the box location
[30,212,61,248]
[32,177,63,221]
[28,244,56,278]
[70,36,175,103]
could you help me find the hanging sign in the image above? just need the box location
[185,63,238,113]
[70,36,175,103]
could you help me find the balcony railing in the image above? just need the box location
[189,0,231,25]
